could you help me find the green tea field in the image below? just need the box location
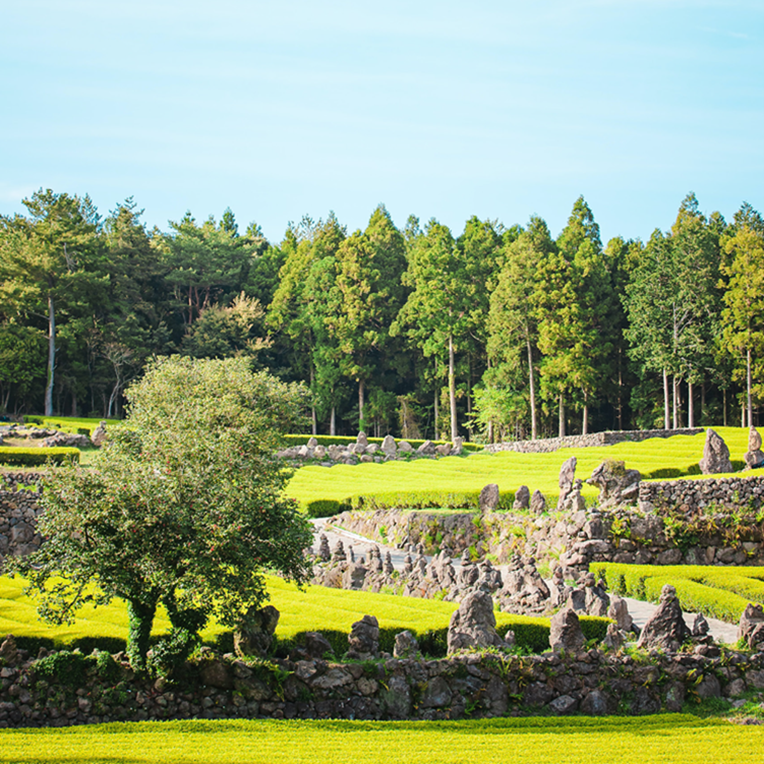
[0,716,760,764]
[286,428,751,508]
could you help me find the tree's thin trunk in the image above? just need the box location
[748,347,753,429]
[358,378,365,432]
[330,406,336,436]
[701,383,706,426]
[433,389,439,440]
[448,334,458,441]
[617,362,623,430]
[582,391,589,435]
[742,398,746,428]
[487,420,494,444]
[723,388,727,427]
[70,390,77,417]
[527,339,537,440]
[558,393,566,438]
[687,380,694,428]
[45,295,55,416]
[672,376,679,430]
[663,369,670,430]
[309,366,317,435]
[466,357,473,442]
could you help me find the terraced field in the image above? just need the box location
[286,428,752,508]
[0,716,761,763]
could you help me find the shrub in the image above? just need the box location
[305,499,351,518]
[0,447,80,466]
[33,650,91,686]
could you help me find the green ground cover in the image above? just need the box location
[21,416,121,435]
[592,562,764,623]
[0,575,607,656]
[286,428,752,509]
[0,716,761,764]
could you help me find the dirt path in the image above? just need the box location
[310,518,740,644]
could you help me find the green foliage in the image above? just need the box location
[0,446,79,466]
[304,499,350,518]
[591,562,764,623]
[10,357,313,671]
[33,649,91,686]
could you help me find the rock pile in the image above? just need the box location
[277,432,463,465]
[586,460,641,508]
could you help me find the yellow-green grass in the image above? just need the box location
[1,575,605,655]
[592,563,764,623]
[0,716,761,764]
[287,428,752,509]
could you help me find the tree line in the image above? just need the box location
[1,189,763,441]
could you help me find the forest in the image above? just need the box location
[1,189,763,442]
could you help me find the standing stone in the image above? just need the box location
[90,421,108,447]
[451,436,464,455]
[607,595,634,634]
[417,440,436,455]
[744,427,764,469]
[549,607,585,653]
[699,428,733,474]
[557,456,577,510]
[738,603,764,649]
[479,483,500,512]
[307,436,318,448]
[513,485,530,510]
[530,489,547,514]
[586,460,641,508]
[347,615,380,659]
[380,434,397,457]
[447,590,505,653]
[393,630,419,658]
[636,584,689,652]
[356,431,369,449]
[602,622,625,652]
[233,605,280,658]
[318,533,331,561]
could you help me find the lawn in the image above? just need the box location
[0,716,761,764]
[286,428,752,508]
[0,574,608,655]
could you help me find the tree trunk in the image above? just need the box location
[126,598,157,672]
[309,366,317,435]
[582,391,589,435]
[527,339,537,440]
[742,398,746,428]
[723,387,727,427]
[330,406,336,436]
[433,389,439,440]
[748,347,753,429]
[558,393,566,438]
[448,334,458,441]
[701,383,706,426]
[663,369,670,430]
[45,295,55,416]
[687,380,694,428]
[617,362,623,430]
[358,379,365,432]
[672,376,679,430]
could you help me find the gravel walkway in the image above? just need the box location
[310,518,740,644]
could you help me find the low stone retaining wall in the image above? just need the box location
[331,501,764,570]
[640,475,764,512]
[1,647,762,727]
[0,472,44,566]
[486,428,704,454]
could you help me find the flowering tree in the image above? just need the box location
[13,356,312,670]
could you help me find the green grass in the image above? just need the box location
[592,562,764,623]
[0,716,761,763]
[0,574,607,656]
[286,427,752,509]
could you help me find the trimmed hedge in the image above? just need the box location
[591,562,764,623]
[0,446,80,466]
[283,434,483,453]
[305,499,352,518]
[347,489,515,511]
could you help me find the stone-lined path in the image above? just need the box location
[310,518,739,644]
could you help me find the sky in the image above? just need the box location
[1,0,762,244]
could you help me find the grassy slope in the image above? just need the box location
[0,716,761,764]
[286,428,752,507]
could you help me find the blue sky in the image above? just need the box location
[1,0,762,244]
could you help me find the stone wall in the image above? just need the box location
[640,475,764,512]
[486,428,704,454]
[0,472,44,568]
[1,646,762,727]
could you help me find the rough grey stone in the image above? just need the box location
[233,605,280,658]
[549,607,585,653]
[636,584,689,652]
[478,484,500,512]
[699,428,733,474]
